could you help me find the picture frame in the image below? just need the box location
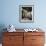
[19,5,34,23]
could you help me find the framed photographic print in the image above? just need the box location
[19,5,34,23]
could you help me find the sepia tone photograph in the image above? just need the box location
[19,5,34,23]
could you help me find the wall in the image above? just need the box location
[0,0,46,44]
[0,0,46,29]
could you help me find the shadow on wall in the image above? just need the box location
[0,24,7,43]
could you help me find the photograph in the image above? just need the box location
[19,5,34,23]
